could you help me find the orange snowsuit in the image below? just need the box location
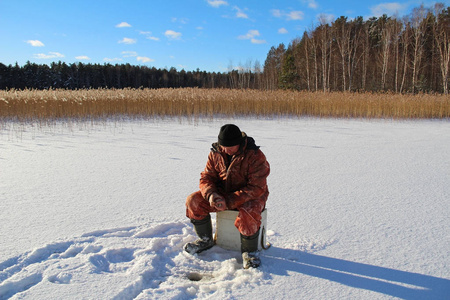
[186,134,270,236]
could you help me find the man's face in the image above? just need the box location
[221,145,240,156]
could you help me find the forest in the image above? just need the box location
[0,3,448,94]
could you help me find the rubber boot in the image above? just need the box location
[184,215,214,254]
[241,228,261,269]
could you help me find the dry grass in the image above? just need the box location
[0,88,449,124]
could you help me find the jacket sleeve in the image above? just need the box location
[199,151,220,201]
[226,150,270,209]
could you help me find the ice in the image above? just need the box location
[1,117,449,299]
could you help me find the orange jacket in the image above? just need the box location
[199,134,270,209]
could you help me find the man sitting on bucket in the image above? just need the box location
[185,124,270,269]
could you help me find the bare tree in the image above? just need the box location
[391,17,403,92]
[379,16,393,90]
[311,29,319,91]
[318,14,333,92]
[348,17,365,91]
[399,18,411,93]
[410,5,429,93]
[227,60,237,89]
[302,32,312,91]
[253,59,262,90]
[360,20,372,91]
[333,16,351,91]
[434,3,450,94]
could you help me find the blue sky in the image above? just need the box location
[1,0,447,72]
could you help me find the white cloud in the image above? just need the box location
[287,11,304,20]
[278,28,288,34]
[251,38,266,44]
[140,31,160,41]
[271,9,282,18]
[207,0,228,8]
[238,29,260,40]
[165,30,182,40]
[26,40,45,47]
[238,30,266,44]
[33,52,64,59]
[104,57,123,62]
[122,51,138,57]
[234,6,248,19]
[118,37,137,44]
[116,22,131,28]
[137,56,154,63]
[75,56,90,60]
[172,17,188,24]
[370,3,406,17]
[305,0,318,9]
[271,9,304,20]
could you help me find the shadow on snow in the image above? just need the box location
[264,246,450,300]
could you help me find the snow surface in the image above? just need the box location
[1,117,449,299]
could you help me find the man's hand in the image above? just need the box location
[209,192,227,211]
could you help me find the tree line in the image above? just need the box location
[265,3,449,94]
[0,3,448,94]
[0,62,243,90]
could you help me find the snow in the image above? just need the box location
[1,117,449,299]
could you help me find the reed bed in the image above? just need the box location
[0,88,448,124]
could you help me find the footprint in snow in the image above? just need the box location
[0,220,271,299]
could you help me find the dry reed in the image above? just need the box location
[0,88,448,124]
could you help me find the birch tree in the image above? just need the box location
[410,5,429,93]
[434,4,450,94]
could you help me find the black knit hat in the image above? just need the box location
[218,124,243,146]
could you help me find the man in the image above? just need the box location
[185,124,270,269]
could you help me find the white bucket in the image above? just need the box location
[214,209,268,251]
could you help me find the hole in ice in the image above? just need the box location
[186,272,203,281]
